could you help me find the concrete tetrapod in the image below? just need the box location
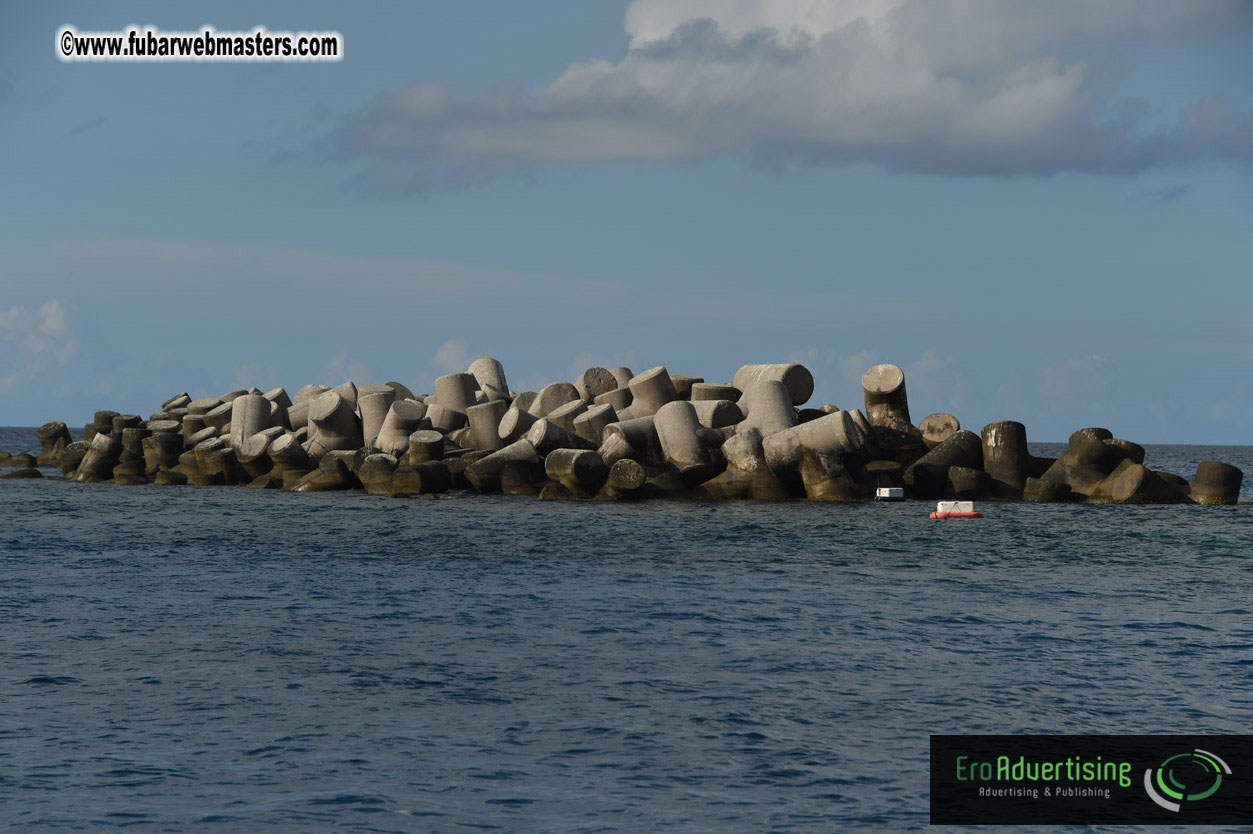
[732,363,814,407]
[358,390,397,449]
[654,401,718,486]
[573,404,617,445]
[903,430,983,499]
[468,357,509,398]
[762,410,866,476]
[1190,461,1243,505]
[434,373,478,414]
[690,383,740,402]
[547,398,588,433]
[700,428,787,500]
[597,458,646,500]
[36,422,72,465]
[528,382,580,418]
[230,394,271,448]
[735,380,797,438]
[498,405,539,444]
[391,461,452,495]
[525,418,595,455]
[576,367,618,402]
[142,432,184,476]
[306,391,363,460]
[358,453,399,495]
[466,400,509,452]
[75,433,122,483]
[374,400,430,457]
[544,449,609,497]
[981,421,1031,499]
[598,416,662,468]
[404,430,445,464]
[464,439,541,494]
[623,366,677,419]
[861,364,924,463]
[919,413,960,450]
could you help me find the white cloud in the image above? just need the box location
[336,0,1250,189]
[905,348,967,413]
[431,339,471,375]
[0,299,79,390]
[324,353,372,384]
[1041,353,1108,403]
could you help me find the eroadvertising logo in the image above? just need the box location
[930,735,1253,824]
[1143,749,1231,812]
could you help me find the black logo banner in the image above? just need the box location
[931,735,1253,824]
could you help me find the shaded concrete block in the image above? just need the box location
[1190,461,1243,505]
[981,420,1031,499]
[576,367,618,402]
[733,363,813,407]
[919,413,960,450]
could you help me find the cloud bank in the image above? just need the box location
[336,0,1252,189]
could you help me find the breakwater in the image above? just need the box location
[4,360,1244,505]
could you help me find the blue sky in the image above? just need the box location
[2,1,1250,442]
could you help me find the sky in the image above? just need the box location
[1,0,1251,442]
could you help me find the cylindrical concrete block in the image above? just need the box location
[544,448,609,497]
[268,433,314,472]
[670,375,703,400]
[903,430,983,499]
[625,367,678,418]
[405,429,445,463]
[230,394,271,447]
[203,402,233,431]
[426,403,469,433]
[163,392,191,411]
[919,413,960,450]
[358,453,399,495]
[528,382,580,418]
[466,400,509,452]
[593,388,633,412]
[735,380,797,438]
[573,403,617,445]
[981,421,1031,499]
[1190,461,1243,505]
[235,433,275,479]
[861,364,911,426]
[690,383,740,402]
[1024,477,1071,503]
[547,398,588,433]
[598,458,646,500]
[434,373,477,414]
[465,439,540,493]
[74,433,122,482]
[498,405,539,444]
[374,400,429,457]
[36,422,72,465]
[392,461,452,495]
[525,418,595,455]
[1097,461,1192,505]
[305,391,363,460]
[732,363,814,406]
[576,367,618,402]
[358,390,397,449]
[469,357,509,396]
[701,428,788,500]
[800,450,864,501]
[598,416,662,467]
[762,410,865,475]
[58,441,91,476]
[948,466,990,500]
[654,401,714,477]
[690,399,742,430]
[610,367,634,388]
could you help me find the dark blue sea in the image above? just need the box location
[3,426,1252,832]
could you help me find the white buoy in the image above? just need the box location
[931,500,982,519]
[875,486,905,502]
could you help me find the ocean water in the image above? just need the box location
[2,426,1252,832]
